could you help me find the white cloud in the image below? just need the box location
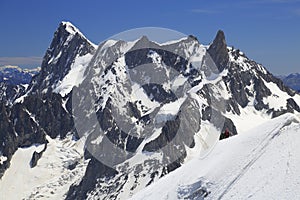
[0,56,42,67]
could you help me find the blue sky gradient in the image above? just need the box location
[0,0,299,74]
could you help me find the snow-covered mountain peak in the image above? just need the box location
[1,23,300,200]
[61,21,81,35]
[60,21,96,48]
[24,22,97,96]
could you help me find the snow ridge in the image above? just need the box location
[130,114,300,200]
[61,21,97,49]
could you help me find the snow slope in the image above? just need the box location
[130,113,300,200]
[0,135,88,200]
[53,53,93,96]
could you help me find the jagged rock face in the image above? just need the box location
[67,36,223,199]
[219,47,297,117]
[0,83,26,104]
[28,22,96,95]
[66,157,118,200]
[67,35,240,199]
[0,102,47,177]
[0,22,95,179]
[22,93,74,139]
[207,30,229,71]
[270,98,300,118]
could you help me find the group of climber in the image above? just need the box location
[219,128,230,140]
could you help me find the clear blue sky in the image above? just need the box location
[0,0,299,75]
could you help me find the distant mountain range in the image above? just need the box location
[0,65,40,103]
[0,65,39,85]
[279,73,300,92]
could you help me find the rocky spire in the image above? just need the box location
[207,30,229,72]
[28,21,96,95]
